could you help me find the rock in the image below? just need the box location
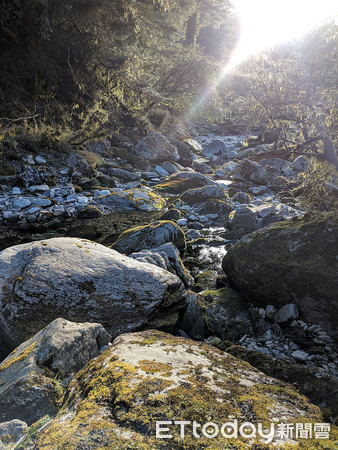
[0,318,110,424]
[35,156,47,164]
[24,330,333,449]
[192,161,213,174]
[180,184,227,205]
[183,138,202,152]
[29,184,50,193]
[291,156,309,172]
[177,292,207,340]
[13,197,31,209]
[32,198,52,208]
[222,213,338,341]
[162,161,180,174]
[193,269,218,292]
[274,304,299,324]
[232,192,251,204]
[24,329,327,448]
[67,154,94,177]
[133,131,179,163]
[232,159,270,185]
[154,165,169,177]
[175,141,195,166]
[265,305,277,320]
[0,420,28,448]
[112,220,185,255]
[228,207,258,232]
[19,166,54,187]
[108,167,141,182]
[291,350,309,362]
[155,171,215,194]
[0,238,187,348]
[197,199,234,216]
[12,187,21,195]
[202,288,252,341]
[201,139,226,157]
[98,189,165,211]
[159,208,181,221]
[130,243,193,287]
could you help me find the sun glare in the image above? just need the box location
[227,0,338,69]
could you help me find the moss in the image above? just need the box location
[0,342,37,372]
[138,360,172,375]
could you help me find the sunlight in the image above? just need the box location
[226,0,338,71]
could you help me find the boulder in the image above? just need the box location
[130,243,193,287]
[274,304,299,324]
[98,189,165,211]
[0,237,187,348]
[108,167,141,182]
[228,207,258,232]
[175,141,195,166]
[162,161,180,174]
[291,156,309,172]
[26,330,326,448]
[177,292,207,340]
[0,318,110,424]
[155,171,215,194]
[232,192,251,204]
[112,220,186,255]
[183,138,202,152]
[201,288,252,341]
[133,131,179,163]
[222,213,338,341]
[180,184,227,204]
[232,158,270,185]
[192,161,213,174]
[201,139,226,157]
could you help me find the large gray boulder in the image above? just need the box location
[0,318,110,424]
[97,188,165,211]
[112,220,186,255]
[133,131,179,163]
[0,238,187,349]
[223,213,338,341]
[26,330,327,448]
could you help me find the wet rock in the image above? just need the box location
[112,220,185,255]
[177,292,207,340]
[0,238,187,348]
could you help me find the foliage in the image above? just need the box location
[0,0,235,144]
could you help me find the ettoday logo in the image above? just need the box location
[155,420,330,443]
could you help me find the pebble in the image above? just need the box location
[13,198,31,209]
[33,198,52,207]
[12,187,21,195]
[35,156,47,164]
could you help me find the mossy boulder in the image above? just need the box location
[201,288,252,341]
[133,131,179,163]
[222,213,338,341]
[0,318,110,425]
[0,238,187,349]
[180,184,227,205]
[112,220,186,255]
[155,171,215,194]
[26,330,332,449]
[98,188,166,211]
[193,269,219,292]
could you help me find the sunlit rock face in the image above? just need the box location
[0,238,187,349]
[26,330,325,449]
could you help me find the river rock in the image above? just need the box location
[112,220,185,255]
[0,318,110,424]
[222,213,338,341]
[98,188,165,211]
[133,131,179,163]
[201,139,227,157]
[0,420,28,448]
[291,156,309,172]
[25,330,326,448]
[228,207,258,232]
[274,304,299,324]
[155,171,215,194]
[108,167,141,182]
[130,243,193,287]
[0,238,187,349]
[180,184,227,204]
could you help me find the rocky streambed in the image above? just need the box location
[0,127,337,448]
